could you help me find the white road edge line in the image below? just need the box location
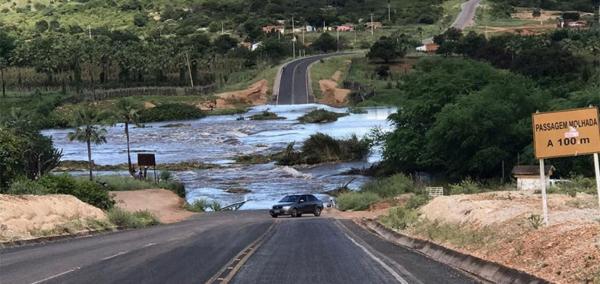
[344,233,409,284]
[143,242,156,247]
[101,251,128,261]
[31,267,81,284]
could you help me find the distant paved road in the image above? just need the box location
[452,0,481,29]
[276,54,344,105]
[0,213,478,284]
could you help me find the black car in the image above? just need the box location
[270,194,324,218]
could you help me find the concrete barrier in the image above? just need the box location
[358,219,550,284]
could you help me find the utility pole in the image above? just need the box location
[387,2,391,22]
[336,28,340,52]
[221,22,224,34]
[185,52,194,88]
[292,16,296,58]
[370,13,374,36]
[88,25,92,39]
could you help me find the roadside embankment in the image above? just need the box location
[0,194,108,243]
[388,191,600,283]
[110,189,196,224]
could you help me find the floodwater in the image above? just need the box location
[44,104,396,209]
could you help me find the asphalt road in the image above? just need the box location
[451,0,481,30]
[0,212,478,284]
[276,54,342,105]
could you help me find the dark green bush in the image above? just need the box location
[249,111,285,120]
[276,133,370,165]
[405,194,431,209]
[362,173,415,198]
[38,174,115,210]
[138,103,206,123]
[298,109,348,123]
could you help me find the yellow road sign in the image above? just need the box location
[532,107,600,159]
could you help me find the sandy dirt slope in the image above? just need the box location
[0,194,107,242]
[318,69,352,106]
[414,191,600,283]
[199,80,269,110]
[110,189,196,224]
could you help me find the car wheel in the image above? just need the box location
[271,214,278,218]
[291,208,298,217]
[314,207,321,217]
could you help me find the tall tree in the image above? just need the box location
[0,30,15,97]
[115,98,142,176]
[67,106,108,181]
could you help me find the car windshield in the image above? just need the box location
[279,195,299,202]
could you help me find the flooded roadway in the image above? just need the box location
[44,104,396,209]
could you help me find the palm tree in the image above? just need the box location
[115,98,142,176]
[68,105,107,181]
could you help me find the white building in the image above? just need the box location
[512,165,555,191]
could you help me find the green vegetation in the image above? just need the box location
[7,174,115,210]
[337,173,424,211]
[411,220,496,248]
[67,105,108,180]
[380,207,419,230]
[185,198,222,212]
[337,191,381,211]
[95,175,186,198]
[298,109,348,123]
[138,103,206,123]
[107,208,160,229]
[309,54,359,99]
[249,111,285,121]
[277,133,370,165]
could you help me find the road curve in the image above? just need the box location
[275,54,345,105]
[0,211,478,284]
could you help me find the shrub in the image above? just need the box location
[249,111,285,120]
[298,109,348,123]
[337,191,380,211]
[107,208,159,228]
[138,103,205,123]
[159,171,172,182]
[277,133,370,165]
[380,207,419,230]
[209,201,222,211]
[412,220,494,248]
[8,179,50,195]
[38,174,115,210]
[405,194,430,209]
[448,178,484,195]
[362,173,414,198]
[527,214,544,229]
[186,199,210,212]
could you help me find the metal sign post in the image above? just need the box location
[594,153,600,208]
[538,159,549,226]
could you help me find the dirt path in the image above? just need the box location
[110,189,196,224]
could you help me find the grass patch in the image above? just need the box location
[235,154,273,164]
[362,173,416,198]
[298,109,349,123]
[337,191,381,211]
[380,207,419,230]
[310,54,360,99]
[249,111,285,120]
[95,175,186,198]
[411,219,496,249]
[107,208,160,229]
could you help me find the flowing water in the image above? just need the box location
[44,104,396,209]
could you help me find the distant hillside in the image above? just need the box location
[491,0,598,13]
[0,0,447,35]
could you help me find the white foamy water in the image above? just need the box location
[45,104,396,209]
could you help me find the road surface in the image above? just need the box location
[0,211,478,284]
[452,0,481,30]
[276,54,342,105]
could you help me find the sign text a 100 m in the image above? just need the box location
[532,107,600,159]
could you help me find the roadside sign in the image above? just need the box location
[137,153,156,167]
[532,107,600,159]
[531,107,600,226]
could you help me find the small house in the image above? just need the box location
[262,25,285,34]
[365,21,383,30]
[512,165,555,191]
[416,43,439,53]
[336,24,354,32]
